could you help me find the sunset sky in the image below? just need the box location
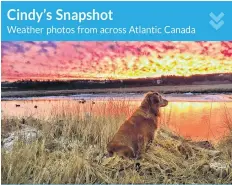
[1,41,232,81]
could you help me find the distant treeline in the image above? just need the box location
[2,73,232,91]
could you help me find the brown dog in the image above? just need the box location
[107,91,168,159]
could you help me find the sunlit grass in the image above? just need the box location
[1,100,232,184]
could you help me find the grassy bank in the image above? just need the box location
[2,84,232,98]
[1,110,232,184]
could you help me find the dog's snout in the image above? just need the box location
[164,99,168,105]
[160,98,168,107]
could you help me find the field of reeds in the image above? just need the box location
[1,99,232,184]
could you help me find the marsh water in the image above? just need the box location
[2,93,232,141]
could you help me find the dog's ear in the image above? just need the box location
[150,94,160,104]
[141,92,152,109]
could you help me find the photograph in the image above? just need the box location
[1,41,232,184]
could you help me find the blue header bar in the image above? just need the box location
[1,1,232,41]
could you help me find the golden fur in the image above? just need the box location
[107,91,168,159]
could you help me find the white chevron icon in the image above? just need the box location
[209,12,224,30]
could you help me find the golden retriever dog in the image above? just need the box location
[107,91,168,159]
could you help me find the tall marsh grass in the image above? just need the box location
[1,99,232,184]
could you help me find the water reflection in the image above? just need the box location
[1,97,232,141]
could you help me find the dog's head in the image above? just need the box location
[141,91,168,115]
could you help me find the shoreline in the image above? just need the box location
[1,84,232,98]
